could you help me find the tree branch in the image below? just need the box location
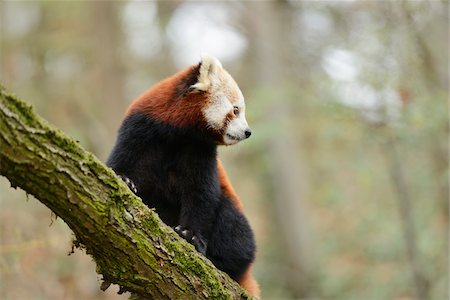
[0,84,252,300]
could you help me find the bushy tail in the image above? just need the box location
[239,266,260,299]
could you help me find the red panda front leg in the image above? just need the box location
[174,225,207,254]
[175,193,220,255]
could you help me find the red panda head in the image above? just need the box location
[127,54,251,145]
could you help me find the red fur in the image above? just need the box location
[126,65,208,129]
[239,266,260,298]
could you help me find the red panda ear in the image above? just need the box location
[191,53,222,92]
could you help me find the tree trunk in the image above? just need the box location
[381,133,429,300]
[0,84,253,300]
[88,1,126,158]
[245,1,315,296]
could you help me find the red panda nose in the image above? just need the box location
[245,129,252,138]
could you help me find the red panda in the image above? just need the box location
[107,54,259,297]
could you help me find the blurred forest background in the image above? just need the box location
[0,1,448,299]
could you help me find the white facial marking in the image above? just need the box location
[203,91,233,130]
[197,54,250,145]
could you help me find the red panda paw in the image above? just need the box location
[118,175,138,194]
[174,225,207,254]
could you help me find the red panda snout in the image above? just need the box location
[223,112,251,145]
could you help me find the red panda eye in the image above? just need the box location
[233,106,240,116]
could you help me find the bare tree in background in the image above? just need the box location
[245,1,316,297]
[88,1,126,158]
[381,132,430,300]
[400,2,449,212]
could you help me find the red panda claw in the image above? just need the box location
[192,235,207,254]
[118,175,138,194]
[174,225,207,254]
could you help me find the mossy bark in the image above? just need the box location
[0,84,252,300]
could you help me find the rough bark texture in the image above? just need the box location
[0,84,252,300]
